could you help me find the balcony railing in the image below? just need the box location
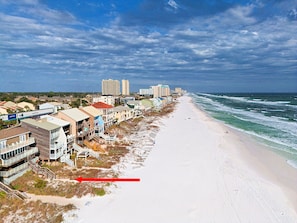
[0,137,35,154]
[49,149,65,160]
[67,135,75,144]
[0,147,38,167]
[0,162,29,177]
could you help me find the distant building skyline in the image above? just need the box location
[152,84,171,98]
[102,79,120,96]
[122,80,130,96]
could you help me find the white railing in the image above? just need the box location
[0,181,28,200]
[0,137,35,154]
[0,162,29,177]
[49,150,64,160]
[67,135,75,144]
[73,143,100,159]
[60,154,75,167]
[0,147,38,167]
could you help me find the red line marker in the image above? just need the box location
[75,177,140,183]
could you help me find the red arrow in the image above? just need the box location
[75,177,140,183]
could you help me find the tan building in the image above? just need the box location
[102,79,120,96]
[152,84,171,98]
[57,108,94,145]
[122,79,130,96]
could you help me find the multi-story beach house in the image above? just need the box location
[0,126,39,184]
[21,118,67,162]
[113,106,134,124]
[57,108,94,145]
[92,102,114,129]
[79,106,105,136]
[41,115,75,154]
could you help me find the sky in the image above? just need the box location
[0,0,296,93]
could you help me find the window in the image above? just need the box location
[19,134,26,142]
[0,140,6,149]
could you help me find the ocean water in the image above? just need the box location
[190,93,297,168]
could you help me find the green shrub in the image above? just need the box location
[0,191,6,199]
[34,179,47,189]
[94,188,105,196]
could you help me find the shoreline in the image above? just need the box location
[63,95,297,222]
[190,96,297,212]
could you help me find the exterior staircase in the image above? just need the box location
[73,143,100,159]
[28,159,56,180]
[60,154,75,167]
[0,181,28,200]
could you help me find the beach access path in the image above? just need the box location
[64,95,297,223]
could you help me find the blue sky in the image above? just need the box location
[0,0,296,93]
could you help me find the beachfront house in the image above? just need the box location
[140,99,154,111]
[21,118,67,162]
[79,106,105,136]
[92,102,114,129]
[41,115,75,154]
[57,108,94,145]
[0,126,39,184]
[150,98,163,111]
[113,105,134,124]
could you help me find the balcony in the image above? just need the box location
[0,147,38,167]
[0,137,35,154]
[67,135,75,144]
[0,162,29,177]
[49,148,65,160]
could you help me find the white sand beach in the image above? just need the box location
[64,95,297,223]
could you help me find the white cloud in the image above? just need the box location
[168,0,179,10]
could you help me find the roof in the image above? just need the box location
[127,101,141,105]
[0,126,30,140]
[60,108,89,122]
[41,115,70,127]
[3,101,17,108]
[92,102,113,109]
[80,106,103,117]
[21,118,60,131]
[141,99,154,107]
[0,107,8,115]
[113,105,132,112]
[17,101,35,110]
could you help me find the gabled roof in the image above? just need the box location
[0,107,8,115]
[17,101,35,110]
[21,118,60,131]
[59,108,89,122]
[0,126,30,140]
[80,106,103,117]
[92,102,113,109]
[3,101,17,108]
